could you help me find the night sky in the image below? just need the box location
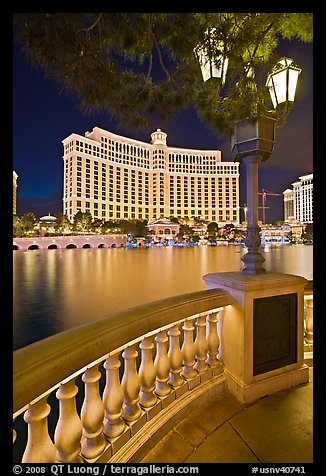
[13,37,313,224]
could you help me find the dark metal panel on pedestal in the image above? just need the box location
[253,293,297,375]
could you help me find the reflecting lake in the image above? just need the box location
[13,244,313,350]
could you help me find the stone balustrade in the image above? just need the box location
[13,288,234,463]
[13,277,313,463]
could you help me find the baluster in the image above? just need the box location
[121,345,142,422]
[194,314,209,373]
[206,311,221,367]
[81,365,106,459]
[55,380,83,463]
[304,296,313,346]
[181,318,197,379]
[168,324,184,388]
[13,417,17,444]
[154,330,171,397]
[103,354,125,438]
[22,397,56,463]
[139,336,158,408]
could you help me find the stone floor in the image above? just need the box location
[140,367,313,464]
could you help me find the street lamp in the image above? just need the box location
[195,41,301,274]
[194,28,228,84]
[266,57,302,111]
[231,56,301,274]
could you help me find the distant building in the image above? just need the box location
[283,173,313,224]
[13,171,18,214]
[146,217,180,242]
[260,224,290,245]
[38,213,58,234]
[62,127,240,224]
[39,213,57,225]
[284,217,304,242]
[283,188,294,221]
[191,222,208,237]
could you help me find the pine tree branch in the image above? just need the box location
[152,32,172,81]
[250,20,275,61]
[132,17,154,104]
[78,13,103,37]
[147,15,153,81]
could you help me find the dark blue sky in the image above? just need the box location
[13,38,313,224]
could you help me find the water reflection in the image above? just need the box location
[13,244,312,350]
[262,244,313,277]
[13,250,64,349]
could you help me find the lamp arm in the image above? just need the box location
[273,102,294,128]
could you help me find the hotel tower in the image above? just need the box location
[283,173,313,224]
[62,127,240,224]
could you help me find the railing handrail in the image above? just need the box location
[13,288,234,415]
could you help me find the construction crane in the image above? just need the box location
[258,189,283,224]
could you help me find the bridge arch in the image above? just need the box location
[66,243,77,249]
[98,243,107,248]
[82,243,93,248]
[48,244,60,249]
[28,244,41,250]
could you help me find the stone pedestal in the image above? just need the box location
[203,271,309,404]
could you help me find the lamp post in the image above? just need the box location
[200,42,309,404]
[196,45,301,274]
[231,57,301,274]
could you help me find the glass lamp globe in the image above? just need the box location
[266,57,302,109]
[194,29,228,83]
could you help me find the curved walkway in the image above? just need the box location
[141,367,313,464]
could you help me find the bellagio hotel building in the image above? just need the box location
[62,127,240,224]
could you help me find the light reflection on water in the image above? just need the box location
[262,243,313,278]
[13,244,312,350]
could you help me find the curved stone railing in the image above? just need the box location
[13,288,235,463]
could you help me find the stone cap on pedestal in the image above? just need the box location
[203,271,308,292]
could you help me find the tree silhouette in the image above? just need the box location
[13,13,312,137]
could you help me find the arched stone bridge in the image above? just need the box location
[13,234,127,251]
